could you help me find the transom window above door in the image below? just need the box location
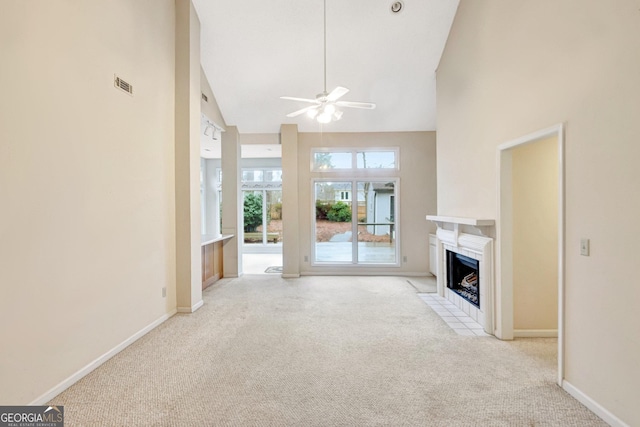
[312,149,398,171]
[241,168,282,183]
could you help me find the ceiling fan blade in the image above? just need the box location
[280,96,319,104]
[326,86,349,101]
[335,101,376,110]
[286,105,318,118]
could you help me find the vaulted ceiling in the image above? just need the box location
[193,0,459,134]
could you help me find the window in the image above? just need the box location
[357,151,396,169]
[313,180,398,265]
[242,170,263,182]
[311,148,400,265]
[313,152,352,170]
[264,170,282,182]
[312,149,398,171]
[241,168,282,185]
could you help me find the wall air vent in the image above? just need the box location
[114,75,133,95]
[201,93,209,102]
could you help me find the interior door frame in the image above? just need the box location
[496,123,565,385]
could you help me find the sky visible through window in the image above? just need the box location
[357,151,395,169]
[313,150,396,170]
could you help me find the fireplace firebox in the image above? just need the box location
[446,250,480,308]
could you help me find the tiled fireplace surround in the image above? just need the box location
[427,216,495,335]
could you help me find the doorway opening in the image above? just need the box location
[242,188,283,274]
[240,145,283,274]
[497,123,565,385]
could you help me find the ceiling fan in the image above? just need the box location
[280,0,376,124]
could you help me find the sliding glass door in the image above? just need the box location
[313,180,397,265]
[315,182,353,263]
[356,181,395,264]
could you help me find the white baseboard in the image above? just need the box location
[299,271,428,277]
[514,329,558,338]
[562,380,629,427]
[177,299,203,313]
[29,309,177,405]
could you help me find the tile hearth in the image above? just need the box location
[419,293,490,337]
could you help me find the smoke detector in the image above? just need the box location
[390,1,403,13]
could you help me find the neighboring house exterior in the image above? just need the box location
[366,183,394,236]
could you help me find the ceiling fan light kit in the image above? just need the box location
[280,0,376,124]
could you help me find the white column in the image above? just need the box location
[281,124,300,277]
[221,126,242,277]
[174,0,203,312]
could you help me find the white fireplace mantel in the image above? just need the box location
[425,215,494,227]
[426,215,495,238]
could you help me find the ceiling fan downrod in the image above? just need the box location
[279,0,376,123]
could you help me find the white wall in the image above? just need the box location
[296,131,437,275]
[512,136,558,331]
[200,67,227,130]
[0,1,176,404]
[437,1,640,425]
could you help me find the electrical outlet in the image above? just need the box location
[162,287,167,298]
[580,238,590,256]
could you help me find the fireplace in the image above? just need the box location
[426,215,495,334]
[446,250,480,308]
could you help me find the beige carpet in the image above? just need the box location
[50,276,605,426]
[406,275,437,293]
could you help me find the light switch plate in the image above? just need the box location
[580,238,590,256]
